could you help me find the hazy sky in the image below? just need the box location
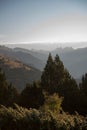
[0,0,87,46]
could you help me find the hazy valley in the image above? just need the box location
[1,44,87,80]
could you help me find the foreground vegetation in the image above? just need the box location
[0,53,87,129]
[0,104,87,130]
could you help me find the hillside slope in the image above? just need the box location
[0,54,41,91]
[0,46,45,70]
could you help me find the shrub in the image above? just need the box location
[0,105,87,130]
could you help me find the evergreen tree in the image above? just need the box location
[80,73,87,96]
[41,53,77,94]
[54,54,65,88]
[0,68,19,106]
[41,54,81,113]
[6,83,19,106]
[20,81,44,108]
[41,53,55,93]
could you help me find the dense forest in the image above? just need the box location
[0,53,87,130]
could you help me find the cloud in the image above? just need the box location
[0,34,6,39]
[0,34,8,44]
[29,14,87,42]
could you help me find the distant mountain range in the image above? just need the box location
[0,46,45,70]
[0,54,41,91]
[53,47,87,79]
[0,44,87,82]
[5,42,87,50]
[12,46,87,79]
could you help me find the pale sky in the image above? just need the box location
[0,0,87,46]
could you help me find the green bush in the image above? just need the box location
[40,93,63,115]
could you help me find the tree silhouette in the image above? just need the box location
[0,68,19,106]
[80,73,87,96]
[41,53,55,93]
[20,81,44,108]
[41,54,82,113]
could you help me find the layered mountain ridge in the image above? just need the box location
[0,53,41,91]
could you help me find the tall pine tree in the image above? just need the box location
[41,53,81,113]
[41,53,55,93]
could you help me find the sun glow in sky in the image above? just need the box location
[0,0,87,46]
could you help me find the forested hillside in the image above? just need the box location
[0,54,87,129]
